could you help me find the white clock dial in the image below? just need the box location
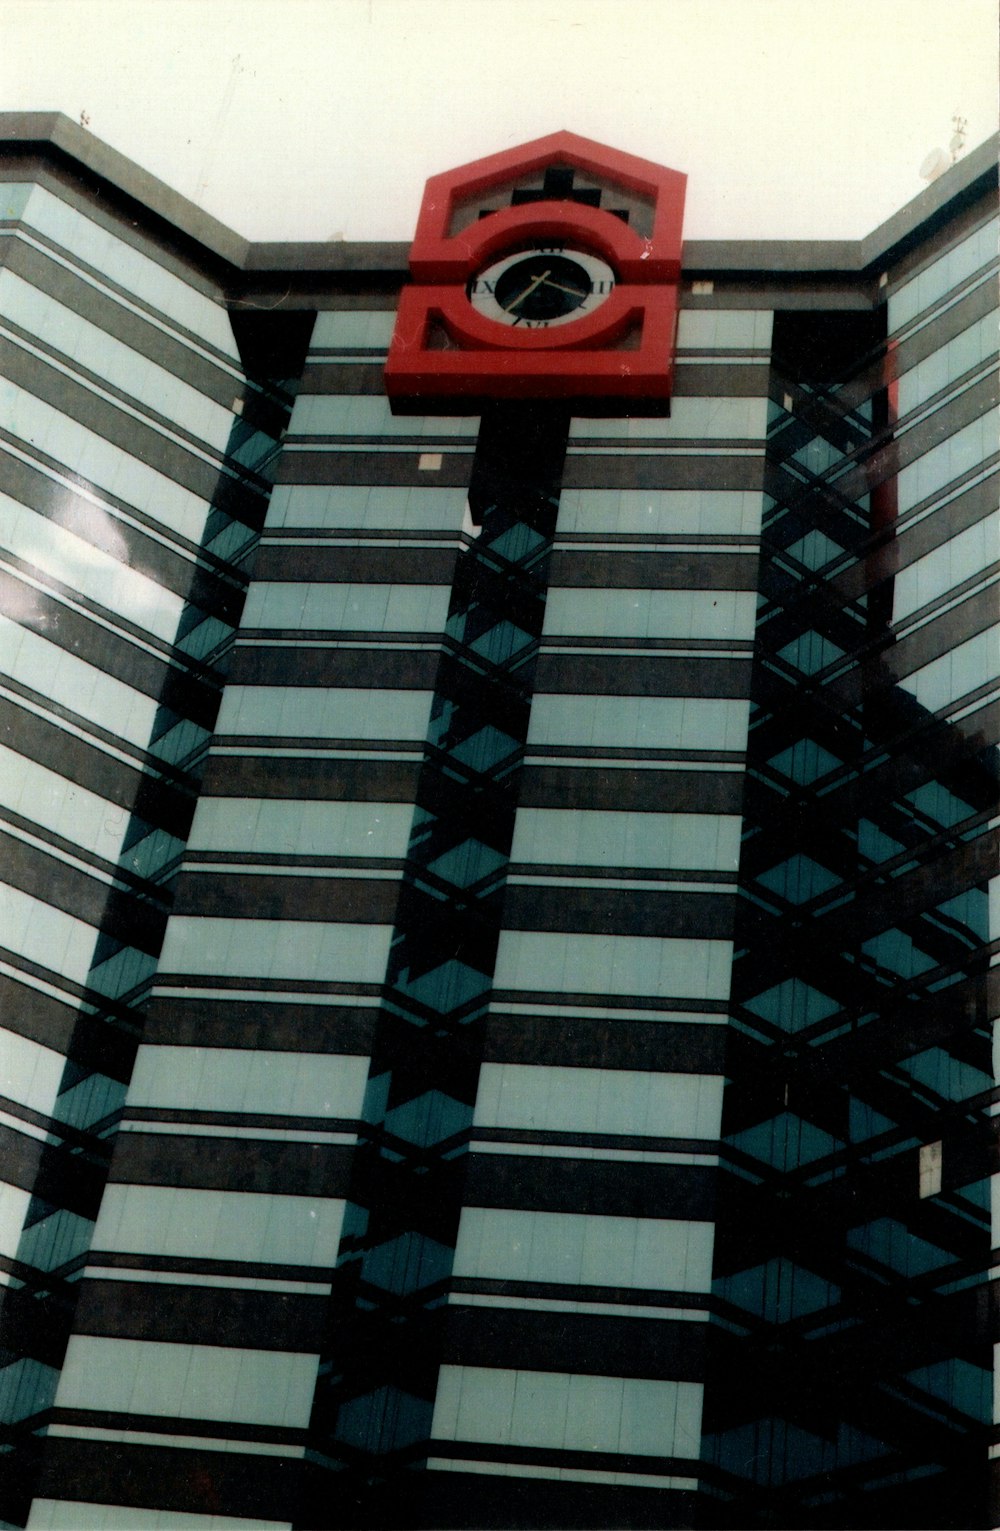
[467,246,616,329]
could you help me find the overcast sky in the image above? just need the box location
[4,0,998,245]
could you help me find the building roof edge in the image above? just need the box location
[0,114,995,280]
[0,110,252,269]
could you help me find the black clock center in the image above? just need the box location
[493,254,593,321]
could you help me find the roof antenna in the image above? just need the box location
[920,113,968,183]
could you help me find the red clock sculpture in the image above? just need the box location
[384,131,686,414]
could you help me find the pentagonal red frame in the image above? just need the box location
[385,132,686,413]
[410,130,686,283]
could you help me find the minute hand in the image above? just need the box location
[541,278,593,298]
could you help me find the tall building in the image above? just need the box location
[0,113,996,1530]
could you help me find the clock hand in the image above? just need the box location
[506,268,551,312]
[540,277,592,298]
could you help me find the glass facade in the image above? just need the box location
[0,122,996,1530]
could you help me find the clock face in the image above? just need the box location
[467,246,616,329]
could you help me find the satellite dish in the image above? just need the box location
[919,147,950,182]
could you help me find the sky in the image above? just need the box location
[3,0,998,246]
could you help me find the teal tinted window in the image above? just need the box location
[242,581,451,634]
[0,183,34,219]
[676,309,773,350]
[158,914,392,983]
[890,217,999,332]
[894,511,999,620]
[492,929,733,1001]
[555,488,763,536]
[310,311,397,349]
[544,587,757,640]
[291,393,477,438]
[267,484,467,532]
[509,807,740,871]
[527,694,751,751]
[19,185,238,354]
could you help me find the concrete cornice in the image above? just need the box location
[0,112,995,281]
[0,111,252,269]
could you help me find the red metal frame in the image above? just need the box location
[385,132,686,413]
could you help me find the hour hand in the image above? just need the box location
[506,269,550,311]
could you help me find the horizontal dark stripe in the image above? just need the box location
[73,1278,327,1353]
[490,987,728,1014]
[483,1014,726,1073]
[299,362,386,394]
[2,233,239,406]
[0,568,221,724]
[673,362,771,398]
[518,764,744,814]
[35,1437,307,1524]
[452,1275,712,1309]
[562,453,764,492]
[533,653,753,697]
[276,449,474,488]
[252,544,458,585]
[1,316,239,474]
[171,870,398,924]
[0,973,139,1080]
[441,1304,706,1382]
[110,1131,354,1197]
[545,637,753,656]
[502,885,736,939]
[821,829,999,947]
[143,995,377,1052]
[239,629,445,646]
[2,698,197,839]
[184,850,402,872]
[0,974,79,1061]
[87,1252,337,1285]
[891,215,999,323]
[477,1128,715,1155]
[227,643,440,689]
[886,582,999,682]
[0,443,248,617]
[0,331,268,510]
[152,973,383,999]
[0,1285,68,1369]
[125,1107,356,1132]
[834,302,995,457]
[782,971,996,1087]
[4,537,233,675]
[405,1469,696,1530]
[297,359,769,401]
[51,1408,305,1449]
[813,371,999,513]
[463,1153,716,1220]
[200,752,422,802]
[0,829,168,955]
[833,471,999,604]
[548,549,758,590]
[748,695,998,829]
[267,527,458,543]
[894,273,999,379]
[0,1121,106,1218]
[6,158,234,312]
[508,863,732,886]
[712,1135,991,1276]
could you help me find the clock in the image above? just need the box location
[385,131,686,412]
[468,247,616,330]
